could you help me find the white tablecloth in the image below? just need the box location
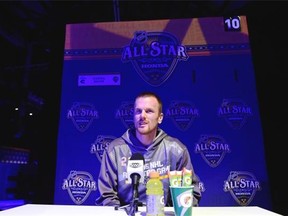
[0,204,283,216]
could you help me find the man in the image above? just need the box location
[95,91,201,207]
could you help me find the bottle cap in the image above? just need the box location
[149,171,160,178]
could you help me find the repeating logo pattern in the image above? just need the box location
[166,100,200,131]
[122,31,188,86]
[115,101,134,129]
[62,170,96,205]
[67,102,99,132]
[224,171,261,206]
[90,135,116,162]
[217,98,253,129]
[195,134,231,167]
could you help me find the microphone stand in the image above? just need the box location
[114,184,141,216]
[115,177,142,216]
[115,188,144,216]
[127,179,139,216]
[124,171,142,216]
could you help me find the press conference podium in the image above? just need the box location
[0,204,283,216]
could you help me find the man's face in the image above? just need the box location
[134,96,163,135]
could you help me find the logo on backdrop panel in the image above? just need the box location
[115,101,134,129]
[166,100,200,131]
[224,171,261,206]
[90,135,116,162]
[62,170,97,205]
[194,134,231,167]
[217,99,253,129]
[122,31,188,86]
[67,102,99,132]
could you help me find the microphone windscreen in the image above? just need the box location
[127,153,145,184]
[130,153,144,162]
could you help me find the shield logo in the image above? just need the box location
[195,135,231,168]
[122,31,188,86]
[62,170,96,205]
[166,101,200,131]
[224,171,261,206]
[218,99,253,129]
[67,102,99,132]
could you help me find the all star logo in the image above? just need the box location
[67,102,99,132]
[224,171,261,206]
[217,99,253,129]
[194,135,231,167]
[90,135,116,162]
[115,101,134,129]
[62,170,96,205]
[165,101,200,131]
[122,31,188,86]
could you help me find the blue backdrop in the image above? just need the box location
[54,16,271,210]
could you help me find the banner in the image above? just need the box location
[54,16,271,209]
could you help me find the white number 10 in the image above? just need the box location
[224,17,241,30]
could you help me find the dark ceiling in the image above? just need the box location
[0,0,286,150]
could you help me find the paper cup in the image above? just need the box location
[170,186,194,216]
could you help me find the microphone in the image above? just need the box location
[127,153,145,185]
[126,153,145,216]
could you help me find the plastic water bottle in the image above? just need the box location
[146,171,165,216]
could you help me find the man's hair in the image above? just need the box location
[135,91,163,113]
